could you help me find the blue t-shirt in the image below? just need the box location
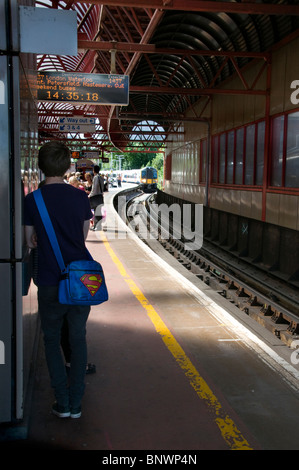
[24,183,93,286]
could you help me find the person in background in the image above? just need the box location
[69,175,85,191]
[103,174,109,192]
[24,141,93,419]
[88,165,104,231]
[84,172,93,194]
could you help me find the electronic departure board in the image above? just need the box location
[37,71,129,105]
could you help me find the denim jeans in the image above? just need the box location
[38,286,90,409]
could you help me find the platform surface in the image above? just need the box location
[24,186,299,451]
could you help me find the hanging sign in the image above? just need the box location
[37,71,129,106]
[82,151,99,158]
[59,124,96,132]
[60,116,96,125]
[19,7,77,55]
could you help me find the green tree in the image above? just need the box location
[123,141,162,170]
[147,152,164,188]
[147,152,164,171]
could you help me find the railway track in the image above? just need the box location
[120,188,299,350]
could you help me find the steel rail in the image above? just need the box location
[122,189,299,348]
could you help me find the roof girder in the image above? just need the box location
[38,1,299,152]
[78,39,269,59]
[73,0,299,16]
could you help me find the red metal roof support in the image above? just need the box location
[74,0,299,16]
[107,8,165,150]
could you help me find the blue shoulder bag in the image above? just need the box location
[33,189,108,306]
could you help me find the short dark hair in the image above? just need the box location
[38,141,71,177]
[93,165,100,174]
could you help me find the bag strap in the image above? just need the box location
[94,174,104,194]
[33,189,66,273]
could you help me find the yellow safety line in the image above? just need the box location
[101,233,253,450]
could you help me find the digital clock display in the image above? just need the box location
[37,71,129,105]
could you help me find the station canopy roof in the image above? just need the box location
[36,0,299,154]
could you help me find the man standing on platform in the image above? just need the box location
[89,165,105,230]
[24,141,93,419]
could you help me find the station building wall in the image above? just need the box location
[164,36,299,231]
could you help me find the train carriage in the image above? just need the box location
[121,167,158,192]
[140,167,158,192]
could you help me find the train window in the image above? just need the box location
[212,135,219,183]
[200,138,207,183]
[245,124,255,185]
[165,154,172,181]
[271,115,284,187]
[235,128,244,185]
[219,133,226,184]
[256,121,265,186]
[211,119,265,188]
[286,111,299,188]
[227,131,235,184]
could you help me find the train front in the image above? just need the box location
[141,167,158,192]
